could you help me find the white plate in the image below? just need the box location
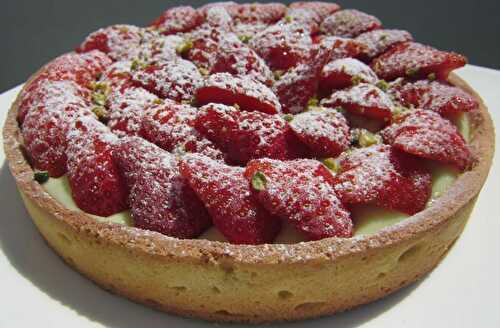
[0,65,499,328]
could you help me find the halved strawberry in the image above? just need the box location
[289,2,341,21]
[196,73,282,114]
[132,59,202,102]
[320,57,378,93]
[137,34,184,65]
[194,103,303,164]
[371,42,467,81]
[228,3,286,24]
[316,35,367,62]
[320,9,381,38]
[381,110,473,170]
[245,158,353,240]
[321,83,394,121]
[180,154,281,244]
[333,144,432,215]
[99,60,134,88]
[210,33,273,85]
[249,22,313,71]
[149,6,204,35]
[355,29,413,60]
[389,79,479,117]
[22,80,92,177]
[183,28,223,70]
[283,8,322,34]
[76,25,143,61]
[140,101,226,160]
[289,109,350,158]
[66,116,127,216]
[114,137,212,238]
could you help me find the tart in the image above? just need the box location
[2,1,495,323]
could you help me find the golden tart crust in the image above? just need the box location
[2,66,495,323]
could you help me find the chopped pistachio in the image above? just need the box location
[284,15,293,23]
[392,106,410,119]
[307,96,319,108]
[91,92,107,106]
[376,79,390,92]
[198,67,209,76]
[131,59,140,71]
[91,106,109,123]
[405,67,419,78]
[379,33,388,41]
[359,130,380,147]
[322,158,341,173]
[34,171,49,184]
[427,72,437,81]
[283,114,294,122]
[176,39,194,55]
[153,98,163,105]
[273,70,284,81]
[351,75,363,85]
[238,35,252,43]
[251,171,267,191]
[233,103,240,110]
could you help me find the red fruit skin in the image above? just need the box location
[149,6,204,35]
[316,36,367,62]
[132,60,203,102]
[320,9,382,38]
[389,80,479,117]
[333,144,432,215]
[66,116,128,217]
[76,25,142,60]
[114,137,212,239]
[183,28,222,71]
[355,29,413,60]
[245,158,353,240]
[140,101,226,161]
[289,109,350,158]
[195,73,282,114]
[194,104,303,164]
[381,110,473,170]
[319,57,378,93]
[371,42,467,81]
[180,154,281,245]
[321,83,394,121]
[228,3,286,24]
[22,80,93,177]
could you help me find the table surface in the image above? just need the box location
[0,65,499,327]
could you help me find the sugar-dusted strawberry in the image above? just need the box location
[355,29,413,60]
[381,110,473,170]
[66,116,127,216]
[22,80,93,177]
[182,28,222,70]
[140,101,226,160]
[137,34,184,65]
[389,79,479,117]
[289,108,350,158]
[245,158,353,240]
[99,60,134,88]
[211,33,273,85]
[228,3,286,24]
[149,6,204,35]
[371,42,467,81]
[113,136,212,238]
[202,5,234,31]
[289,2,341,21]
[282,8,322,34]
[196,73,282,114]
[198,1,237,15]
[132,59,202,102]
[249,22,313,71]
[321,83,394,121]
[333,144,432,215]
[106,84,159,136]
[320,57,378,93]
[316,35,367,62]
[321,9,382,38]
[195,103,303,164]
[76,25,143,61]
[180,154,281,244]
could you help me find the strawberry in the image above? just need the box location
[355,29,413,60]
[99,60,134,88]
[283,8,322,34]
[210,33,273,85]
[245,158,353,240]
[140,101,226,161]
[149,6,204,35]
[321,83,394,121]
[289,2,341,21]
[249,22,313,71]
[371,42,467,81]
[316,35,367,62]
[289,109,350,158]
[320,57,378,93]
[320,9,382,38]
[194,103,303,164]
[183,28,223,70]
[202,5,234,31]
[196,73,282,114]
[132,59,202,102]
[228,3,286,24]
[22,80,93,177]
[137,34,184,65]
[198,1,237,15]
[114,137,212,238]
[66,116,128,216]
[180,154,281,244]
[389,79,479,117]
[76,25,143,61]
[333,144,432,215]
[381,110,473,170]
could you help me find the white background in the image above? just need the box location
[0,66,499,327]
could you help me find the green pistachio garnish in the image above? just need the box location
[307,96,319,108]
[34,171,49,184]
[251,171,267,191]
[233,103,240,110]
[351,75,363,85]
[283,114,294,122]
[322,158,341,173]
[273,70,284,81]
[131,59,140,71]
[392,106,410,119]
[198,67,209,76]
[359,130,380,147]
[284,15,293,23]
[238,35,252,43]
[91,106,109,123]
[427,72,437,81]
[405,67,419,78]
[153,98,163,105]
[376,79,390,92]
[379,33,388,41]
[91,92,107,106]
[176,39,194,55]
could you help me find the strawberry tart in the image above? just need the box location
[2,1,495,323]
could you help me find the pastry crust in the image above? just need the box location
[2,63,495,323]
